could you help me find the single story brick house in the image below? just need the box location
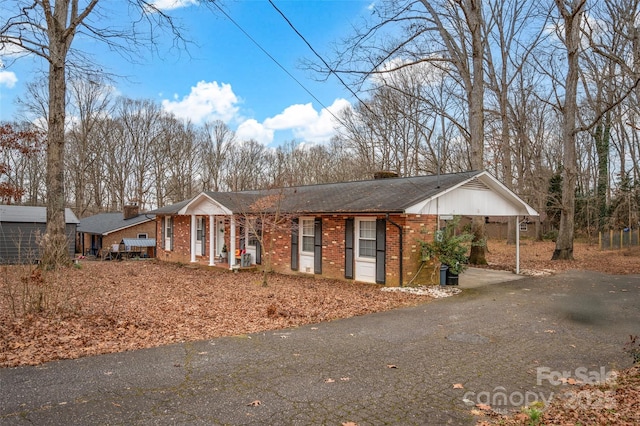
[77,204,156,257]
[150,171,538,286]
[0,205,79,264]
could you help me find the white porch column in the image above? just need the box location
[209,215,215,266]
[516,215,520,274]
[229,216,236,270]
[190,214,197,263]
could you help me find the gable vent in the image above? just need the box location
[461,178,490,191]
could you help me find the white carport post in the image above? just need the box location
[190,214,197,263]
[208,215,215,266]
[229,216,236,270]
[515,215,520,274]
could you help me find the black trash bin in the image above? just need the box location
[446,268,459,285]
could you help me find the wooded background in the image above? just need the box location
[1,0,638,246]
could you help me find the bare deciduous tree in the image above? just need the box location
[0,0,193,267]
[201,120,234,192]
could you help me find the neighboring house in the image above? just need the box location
[150,171,538,286]
[77,204,156,257]
[0,205,79,264]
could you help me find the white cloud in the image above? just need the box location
[236,119,274,145]
[0,71,18,88]
[264,103,319,130]
[150,0,198,11]
[162,77,351,145]
[236,98,351,145]
[161,80,240,124]
[291,99,351,143]
[372,56,445,87]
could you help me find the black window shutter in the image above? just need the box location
[375,218,386,284]
[345,218,354,279]
[291,218,299,271]
[314,218,322,274]
[255,240,262,264]
[161,217,165,249]
[169,217,174,251]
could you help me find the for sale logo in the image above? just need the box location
[461,366,618,413]
[536,366,618,386]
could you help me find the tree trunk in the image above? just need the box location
[466,0,488,265]
[552,0,585,261]
[41,3,73,269]
[594,119,610,231]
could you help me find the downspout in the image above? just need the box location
[386,213,403,287]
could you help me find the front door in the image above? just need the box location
[355,218,376,283]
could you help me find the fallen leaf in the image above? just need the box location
[324,378,335,383]
[247,400,261,407]
[544,329,556,333]
[514,413,530,422]
[340,377,350,381]
[470,409,484,416]
[453,383,464,389]
[342,422,358,426]
[386,364,397,369]
[476,403,491,411]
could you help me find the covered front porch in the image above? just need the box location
[175,193,258,270]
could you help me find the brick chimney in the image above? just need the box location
[123,203,139,220]
[374,171,399,179]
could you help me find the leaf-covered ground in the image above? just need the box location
[482,239,640,275]
[1,261,432,368]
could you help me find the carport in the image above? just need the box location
[406,171,539,274]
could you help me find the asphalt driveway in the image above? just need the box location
[1,270,639,425]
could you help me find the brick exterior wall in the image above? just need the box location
[80,219,156,257]
[157,213,442,287]
[102,221,156,249]
[402,214,440,286]
[158,215,193,264]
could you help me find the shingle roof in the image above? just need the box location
[205,171,481,214]
[77,212,155,235]
[0,205,79,224]
[148,199,192,215]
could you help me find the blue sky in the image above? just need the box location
[0,0,374,146]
